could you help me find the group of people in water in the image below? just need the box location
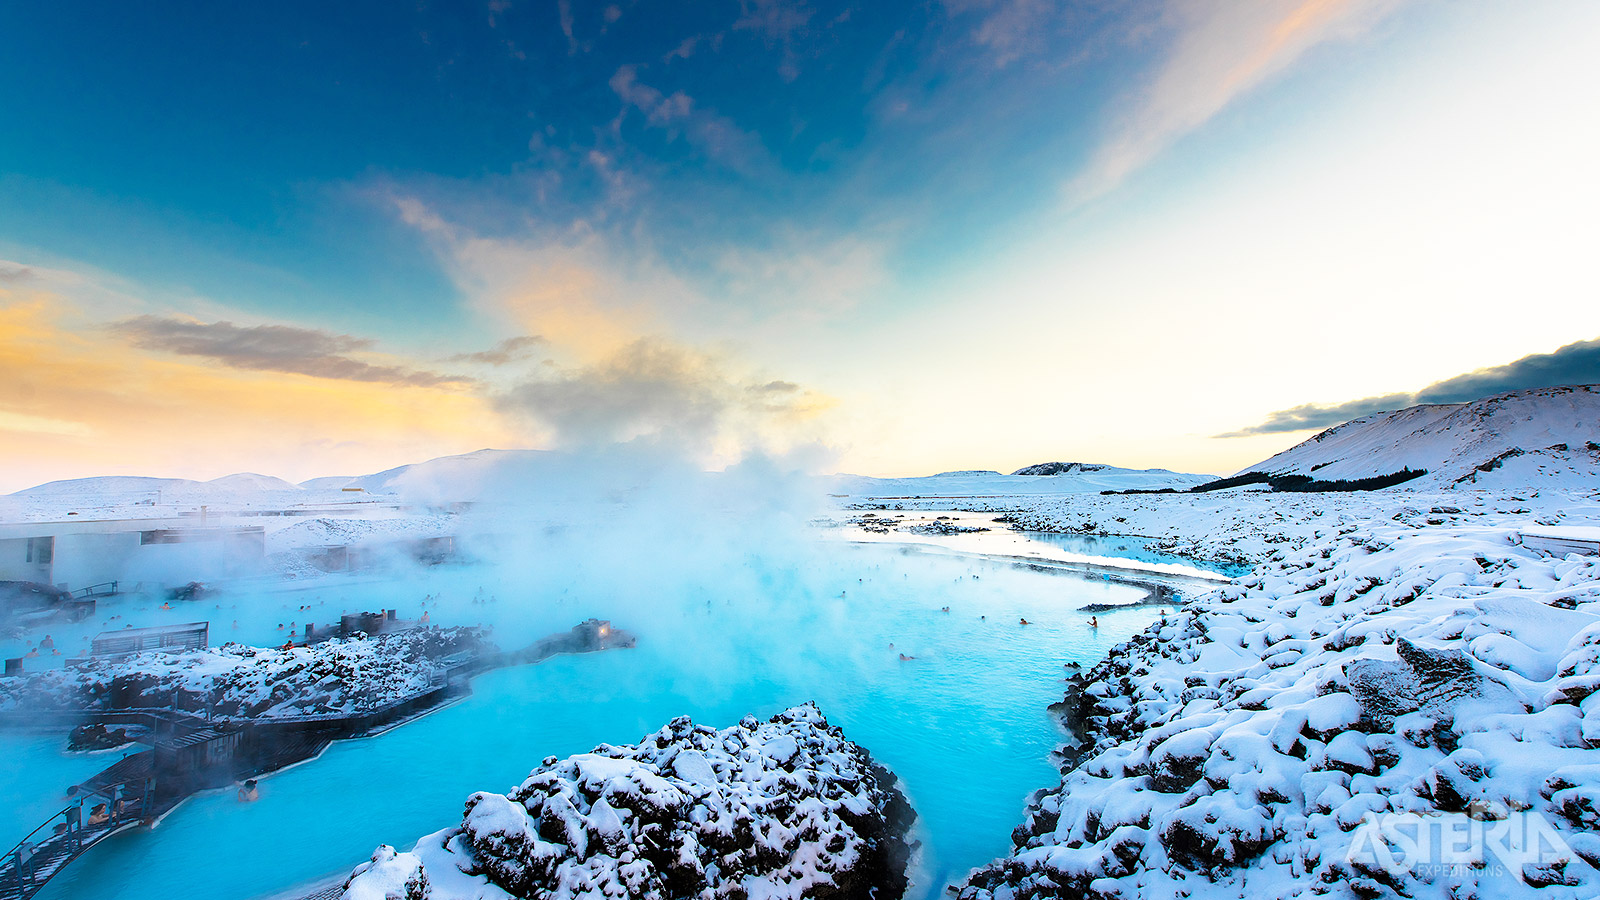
[1015,615,1097,627]
[894,611,1103,661]
[21,634,62,658]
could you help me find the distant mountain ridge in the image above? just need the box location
[1239,384,1600,489]
[833,462,1214,497]
[14,385,1595,502]
[14,472,302,500]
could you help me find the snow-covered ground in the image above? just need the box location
[340,703,914,900]
[940,483,1600,899]
[3,386,1596,899]
[0,627,489,718]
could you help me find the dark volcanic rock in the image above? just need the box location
[1009,462,1107,476]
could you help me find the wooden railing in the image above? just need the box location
[0,776,152,900]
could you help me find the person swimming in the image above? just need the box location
[1019,618,1030,626]
[898,653,916,661]
[238,779,259,802]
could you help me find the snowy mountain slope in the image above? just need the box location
[1242,385,1600,488]
[340,448,556,498]
[206,472,303,492]
[297,475,359,490]
[833,464,1215,498]
[4,451,546,505]
[13,475,202,499]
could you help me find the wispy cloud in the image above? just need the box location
[732,0,816,81]
[1069,0,1407,202]
[1220,336,1600,436]
[609,65,773,175]
[113,315,474,387]
[0,263,37,283]
[943,0,1092,68]
[557,0,579,54]
[447,334,547,366]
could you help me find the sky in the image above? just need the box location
[1,0,1598,490]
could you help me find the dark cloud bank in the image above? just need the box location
[1222,336,1600,437]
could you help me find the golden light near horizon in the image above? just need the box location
[0,282,519,491]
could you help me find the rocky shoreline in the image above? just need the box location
[953,489,1600,899]
[0,626,492,718]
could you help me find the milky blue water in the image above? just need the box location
[10,542,1164,900]
[1022,530,1250,577]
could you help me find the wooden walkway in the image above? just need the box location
[0,764,157,900]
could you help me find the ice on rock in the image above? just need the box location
[339,703,914,900]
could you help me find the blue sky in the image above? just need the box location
[2,1,1598,487]
[3,1,1122,331]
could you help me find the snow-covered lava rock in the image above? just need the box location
[0,626,491,718]
[958,502,1600,899]
[340,703,915,900]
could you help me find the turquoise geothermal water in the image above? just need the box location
[1023,530,1250,577]
[10,543,1167,900]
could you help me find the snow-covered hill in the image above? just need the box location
[1242,385,1600,489]
[340,448,553,497]
[13,472,303,502]
[205,472,302,492]
[833,464,1215,498]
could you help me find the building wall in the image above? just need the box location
[0,536,54,584]
[0,524,267,591]
[52,532,143,589]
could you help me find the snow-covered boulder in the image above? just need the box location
[339,703,915,900]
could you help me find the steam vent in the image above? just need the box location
[339,704,915,900]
